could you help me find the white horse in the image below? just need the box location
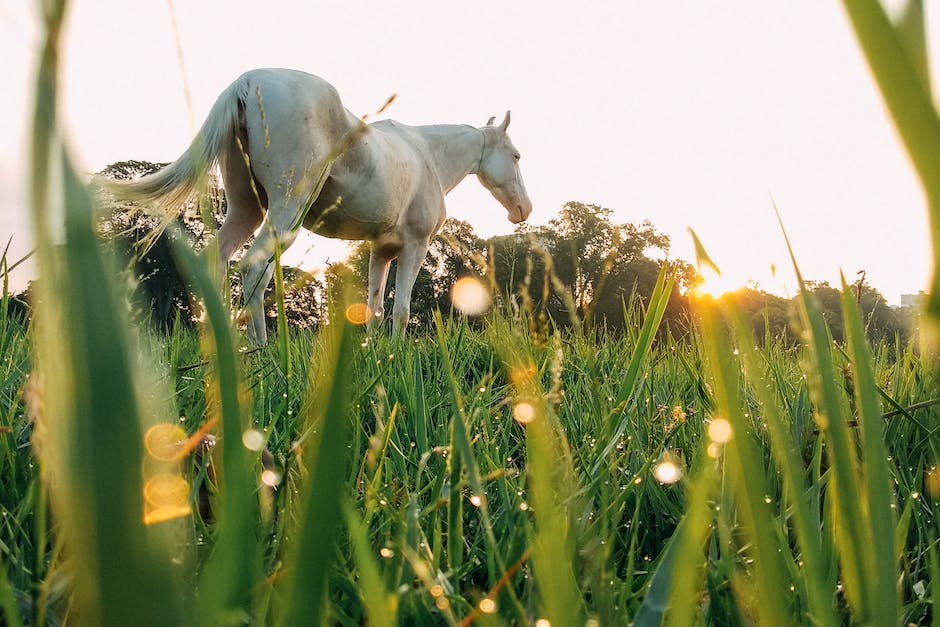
[104,68,532,345]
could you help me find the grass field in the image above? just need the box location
[6,0,940,624]
[2,262,939,625]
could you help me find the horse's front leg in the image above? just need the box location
[367,247,393,329]
[391,236,431,335]
[241,260,276,346]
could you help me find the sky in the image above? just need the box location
[0,0,936,304]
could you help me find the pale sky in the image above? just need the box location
[1,0,936,304]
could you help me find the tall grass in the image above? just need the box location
[3,0,937,624]
[840,0,940,321]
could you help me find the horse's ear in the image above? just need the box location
[499,110,511,132]
[486,116,496,126]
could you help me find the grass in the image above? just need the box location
[4,0,939,624]
[3,257,939,624]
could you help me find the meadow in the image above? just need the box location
[2,260,939,626]
[5,0,940,625]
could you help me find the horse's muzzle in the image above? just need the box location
[509,200,532,224]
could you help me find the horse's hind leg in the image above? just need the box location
[239,194,307,346]
[216,140,267,278]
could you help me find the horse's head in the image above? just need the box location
[477,111,532,225]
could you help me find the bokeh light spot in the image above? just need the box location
[653,457,682,484]
[261,469,281,487]
[242,428,265,451]
[344,303,372,326]
[144,423,187,461]
[144,503,193,526]
[513,401,537,424]
[143,473,191,515]
[451,276,491,315]
[708,418,733,444]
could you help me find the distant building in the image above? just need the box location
[900,292,927,309]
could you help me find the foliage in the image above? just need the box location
[803,279,907,344]
[96,160,222,331]
[717,281,910,346]
[487,202,698,334]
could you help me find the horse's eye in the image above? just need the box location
[513,152,521,161]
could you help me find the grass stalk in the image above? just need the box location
[280,309,356,627]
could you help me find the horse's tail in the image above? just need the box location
[98,75,251,218]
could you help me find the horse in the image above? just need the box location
[103,68,532,345]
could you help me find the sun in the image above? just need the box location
[691,268,744,299]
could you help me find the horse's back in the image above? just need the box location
[229,69,441,242]
[236,69,358,187]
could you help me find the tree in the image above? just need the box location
[804,279,905,345]
[720,288,794,343]
[96,160,227,331]
[229,265,325,331]
[706,280,908,346]
[553,204,677,327]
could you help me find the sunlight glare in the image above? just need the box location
[692,267,743,298]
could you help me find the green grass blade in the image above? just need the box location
[839,274,898,624]
[840,0,940,316]
[614,264,675,407]
[779,242,874,621]
[414,355,429,454]
[489,325,583,627]
[633,459,716,627]
[722,304,839,627]
[696,298,793,626]
[344,501,395,627]
[0,554,23,627]
[433,311,528,622]
[895,0,931,93]
[931,532,940,627]
[169,234,260,623]
[281,313,356,627]
[42,153,187,626]
[273,241,291,380]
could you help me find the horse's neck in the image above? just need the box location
[414,125,483,194]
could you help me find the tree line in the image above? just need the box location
[4,161,917,346]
